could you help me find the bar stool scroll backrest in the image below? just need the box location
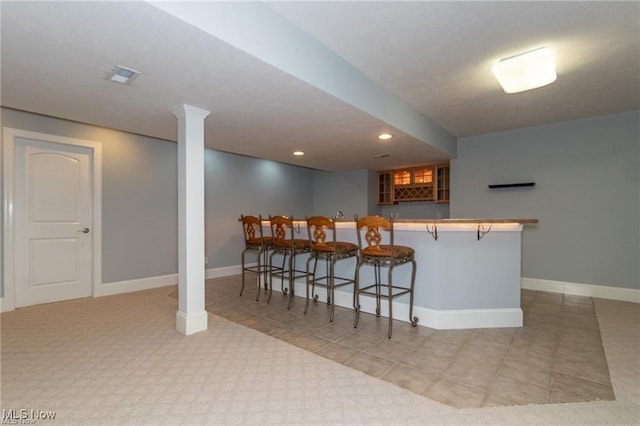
[354,215,418,338]
[305,216,358,321]
[268,215,311,308]
[241,215,264,247]
[358,215,392,258]
[307,216,335,253]
[239,214,272,301]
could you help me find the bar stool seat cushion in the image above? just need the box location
[362,244,415,259]
[246,236,273,246]
[312,241,358,256]
[273,238,310,250]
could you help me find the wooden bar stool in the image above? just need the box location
[239,214,274,301]
[353,215,418,338]
[268,215,311,309]
[304,216,359,322]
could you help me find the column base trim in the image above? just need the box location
[176,310,208,335]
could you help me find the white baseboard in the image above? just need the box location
[522,277,640,304]
[426,307,523,330]
[1,296,15,313]
[206,264,243,279]
[96,273,178,296]
[96,265,242,298]
[285,279,522,330]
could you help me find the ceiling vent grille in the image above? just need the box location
[107,65,140,84]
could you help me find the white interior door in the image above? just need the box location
[14,139,93,307]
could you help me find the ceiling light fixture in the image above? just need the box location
[293,151,304,156]
[492,47,556,94]
[378,133,392,140]
[107,65,140,84]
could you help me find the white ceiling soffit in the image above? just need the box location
[2,2,638,171]
[267,1,640,137]
[149,1,457,158]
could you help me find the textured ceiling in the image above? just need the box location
[1,1,638,171]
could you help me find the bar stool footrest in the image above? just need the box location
[358,284,413,299]
[308,275,356,288]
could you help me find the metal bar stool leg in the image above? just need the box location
[329,257,337,322]
[240,249,248,296]
[262,247,269,289]
[354,261,363,329]
[311,258,319,305]
[387,265,394,339]
[304,256,314,315]
[268,251,277,303]
[351,257,358,314]
[287,252,295,310]
[324,259,330,305]
[409,258,419,326]
[375,263,382,317]
[255,247,265,302]
[280,254,288,295]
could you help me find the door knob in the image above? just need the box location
[78,228,90,234]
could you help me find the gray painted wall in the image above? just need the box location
[1,108,180,284]
[380,201,449,220]
[205,150,314,268]
[312,169,450,220]
[451,110,639,290]
[1,109,316,288]
[4,108,637,296]
[311,169,370,219]
[366,169,381,216]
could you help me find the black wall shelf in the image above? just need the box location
[488,182,535,189]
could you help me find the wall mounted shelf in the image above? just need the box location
[488,182,535,189]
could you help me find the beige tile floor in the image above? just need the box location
[202,276,615,409]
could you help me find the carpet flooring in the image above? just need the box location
[1,276,638,425]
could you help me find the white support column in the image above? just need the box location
[173,104,210,335]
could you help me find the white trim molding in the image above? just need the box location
[97,274,178,297]
[2,127,102,312]
[206,265,243,280]
[522,277,640,304]
[0,297,12,313]
[176,310,208,335]
[4,266,239,309]
[279,279,523,330]
[334,287,522,330]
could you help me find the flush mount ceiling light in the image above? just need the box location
[378,133,393,140]
[293,151,304,156]
[492,47,556,94]
[107,65,140,84]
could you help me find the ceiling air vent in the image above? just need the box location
[107,65,140,84]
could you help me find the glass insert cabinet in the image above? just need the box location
[377,163,450,205]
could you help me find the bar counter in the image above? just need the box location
[273,218,538,330]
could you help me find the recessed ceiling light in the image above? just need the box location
[378,133,392,140]
[492,47,556,94]
[107,65,140,84]
[293,151,304,156]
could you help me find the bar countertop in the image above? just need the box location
[355,218,539,224]
[257,215,536,329]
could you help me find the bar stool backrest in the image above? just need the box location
[356,215,395,257]
[269,215,292,240]
[306,215,336,251]
[240,214,265,247]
